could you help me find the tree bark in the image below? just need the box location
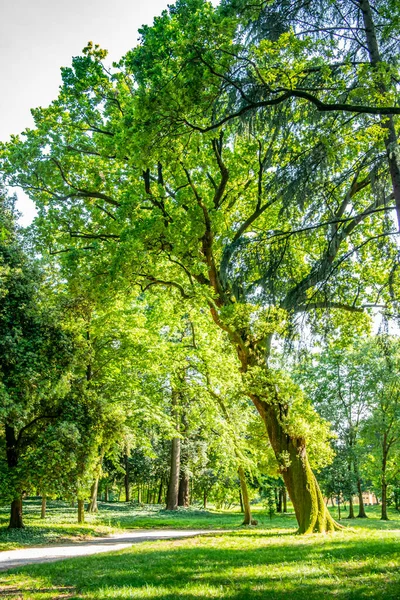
[77,499,84,524]
[124,450,130,502]
[381,482,389,520]
[347,495,355,519]
[254,398,342,533]
[9,498,24,529]
[166,437,181,510]
[239,488,244,512]
[88,478,99,513]
[238,465,255,525]
[157,479,163,504]
[277,488,283,513]
[381,442,389,520]
[356,477,368,518]
[178,472,190,507]
[41,495,47,519]
[166,390,181,511]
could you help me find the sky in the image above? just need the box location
[0,0,184,224]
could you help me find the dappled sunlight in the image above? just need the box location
[1,522,399,599]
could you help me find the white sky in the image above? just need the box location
[1,0,209,224]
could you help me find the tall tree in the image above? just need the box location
[2,0,399,533]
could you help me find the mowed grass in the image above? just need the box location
[0,503,399,599]
[0,499,264,550]
[0,518,399,599]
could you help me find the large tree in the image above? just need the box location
[2,0,399,533]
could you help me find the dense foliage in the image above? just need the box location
[0,0,399,533]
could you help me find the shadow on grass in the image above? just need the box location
[3,529,399,600]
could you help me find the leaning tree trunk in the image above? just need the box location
[253,398,342,533]
[77,499,85,524]
[41,495,47,519]
[9,498,24,529]
[88,478,99,513]
[238,465,255,525]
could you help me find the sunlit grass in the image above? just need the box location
[1,498,399,552]
[0,519,399,599]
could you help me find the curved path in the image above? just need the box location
[0,530,214,571]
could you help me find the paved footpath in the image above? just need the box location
[0,530,213,571]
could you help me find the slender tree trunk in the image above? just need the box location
[166,391,181,511]
[124,451,130,502]
[277,488,283,513]
[381,444,389,520]
[381,482,389,520]
[88,478,99,513]
[41,495,47,519]
[203,488,207,509]
[238,465,255,525]
[239,488,244,512]
[6,425,24,529]
[283,487,287,513]
[157,479,163,504]
[9,498,24,529]
[337,496,341,521]
[356,477,368,518]
[77,499,84,524]
[104,485,109,502]
[166,437,181,510]
[347,495,355,519]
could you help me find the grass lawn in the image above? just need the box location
[0,502,399,599]
[0,499,260,551]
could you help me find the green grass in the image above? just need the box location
[0,502,399,598]
[1,498,399,551]
[0,510,399,599]
[0,498,265,551]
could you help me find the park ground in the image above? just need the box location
[0,500,399,599]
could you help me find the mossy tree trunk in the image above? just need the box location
[252,396,342,534]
